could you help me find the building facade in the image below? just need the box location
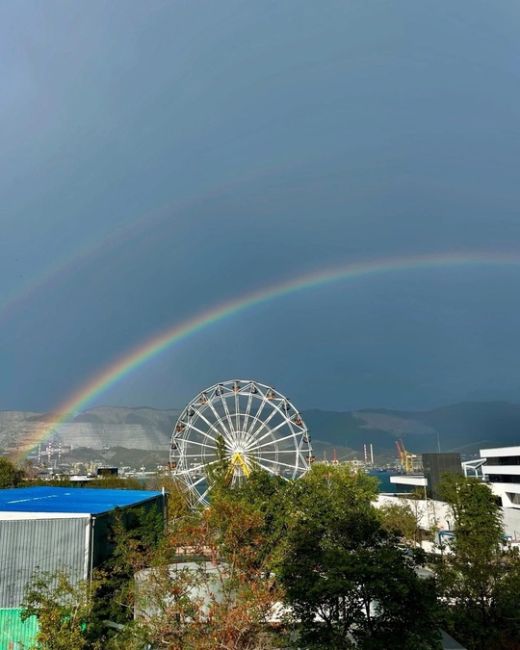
[0,486,165,647]
[422,453,462,500]
[476,445,520,509]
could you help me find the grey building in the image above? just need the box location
[422,453,462,499]
[0,486,165,647]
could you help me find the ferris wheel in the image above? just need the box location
[170,380,312,505]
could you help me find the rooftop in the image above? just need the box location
[0,486,162,516]
[480,445,520,457]
[389,475,428,487]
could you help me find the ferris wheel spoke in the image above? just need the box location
[188,474,211,488]
[242,391,254,437]
[218,393,238,445]
[189,406,231,445]
[257,456,301,471]
[261,398,303,437]
[247,431,300,453]
[197,487,210,504]
[255,389,291,425]
[246,414,294,449]
[175,459,219,475]
[245,415,292,449]
[184,422,222,447]
[244,404,279,443]
[244,389,269,437]
[252,390,303,438]
[234,390,241,440]
[253,460,280,477]
[206,397,231,442]
[240,416,262,449]
[179,437,218,451]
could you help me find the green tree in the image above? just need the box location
[22,504,166,649]
[146,474,194,521]
[439,474,503,567]
[278,464,440,649]
[378,501,420,543]
[210,469,289,572]
[93,504,165,628]
[437,474,520,650]
[110,471,285,650]
[0,456,24,487]
[22,571,105,650]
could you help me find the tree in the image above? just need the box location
[21,504,166,649]
[0,456,23,487]
[21,465,442,649]
[146,474,194,521]
[21,571,105,650]
[112,473,285,650]
[439,474,503,568]
[278,464,440,649]
[110,560,282,650]
[378,501,420,543]
[93,503,165,629]
[437,474,520,650]
[209,469,289,572]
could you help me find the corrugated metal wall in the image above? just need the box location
[0,518,90,608]
[0,608,38,649]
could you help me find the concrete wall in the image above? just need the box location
[376,494,520,541]
[375,495,453,531]
[502,508,520,539]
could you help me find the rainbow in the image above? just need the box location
[15,250,520,461]
[0,164,284,326]
[0,200,183,325]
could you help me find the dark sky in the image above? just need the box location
[2,1,520,413]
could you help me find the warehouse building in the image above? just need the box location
[0,486,165,649]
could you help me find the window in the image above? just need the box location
[487,474,520,484]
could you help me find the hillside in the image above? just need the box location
[2,401,520,465]
[306,401,520,459]
[0,406,180,454]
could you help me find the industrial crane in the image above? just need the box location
[395,439,417,474]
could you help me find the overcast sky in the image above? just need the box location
[2,1,520,413]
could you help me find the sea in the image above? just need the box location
[367,469,408,493]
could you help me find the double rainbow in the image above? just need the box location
[15,250,520,460]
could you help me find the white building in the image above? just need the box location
[462,445,520,539]
[464,445,520,509]
[389,474,428,492]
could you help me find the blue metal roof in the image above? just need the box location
[0,487,162,515]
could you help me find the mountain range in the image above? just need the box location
[2,401,520,467]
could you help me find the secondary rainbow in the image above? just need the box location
[16,250,520,460]
[0,167,282,325]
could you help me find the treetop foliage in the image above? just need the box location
[437,474,520,650]
[0,456,24,488]
[22,464,520,649]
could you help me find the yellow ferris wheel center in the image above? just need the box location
[227,450,252,480]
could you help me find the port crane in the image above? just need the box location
[395,439,417,474]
